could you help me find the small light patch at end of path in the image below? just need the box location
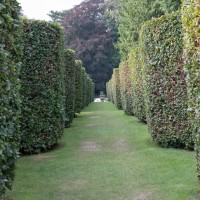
[32,155,55,161]
[113,138,129,152]
[81,141,101,152]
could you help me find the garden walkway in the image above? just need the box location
[8,102,199,200]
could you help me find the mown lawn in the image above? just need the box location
[6,102,200,200]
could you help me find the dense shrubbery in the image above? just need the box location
[127,47,146,121]
[141,12,193,149]
[0,0,22,196]
[182,0,200,178]
[119,62,134,115]
[106,80,113,103]
[111,69,122,109]
[20,19,65,154]
[64,49,75,127]
[74,60,83,113]
[81,67,87,109]
[85,76,92,107]
[74,60,94,113]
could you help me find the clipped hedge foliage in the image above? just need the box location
[119,62,134,115]
[182,0,200,178]
[141,12,193,149]
[85,76,92,106]
[128,48,146,121]
[106,80,113,103]
[81,67,87,109]
[64,49,75,127]
[74,60,83,113]
[20,19,65,154]
[112,68,122,110]
[0,0,22,195]
[74,60,94,113]
[91,82,95,102]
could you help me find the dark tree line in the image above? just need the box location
[49,0,119,93]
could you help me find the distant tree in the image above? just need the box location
[105,0,181,60]
[48,10,69,23]
[49,0,120,93]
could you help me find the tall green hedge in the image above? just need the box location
[182,0,200,178]
[81,67,87,109]
[74,60,94,113]
[106,80,113,103]
[0,0,22,195]
[128,48,146,121]
[119,62,134,115]
[112,68,122,110]
[91,82,95,102]
[20,19,65,154]
[141,12,193,149]
[85,76,91,106]
[64,49,75,127]
[74,60,83,113]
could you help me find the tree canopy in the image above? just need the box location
[50,0,119,93]
[105,0,181,60]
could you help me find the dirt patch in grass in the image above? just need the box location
[81,141,101,152]
[133,191,152,200]
[113,138,128,151]
[32,155,55,161]
[88,115,101,119]
[123,190,153,200]
[192,193,200,200]
[85,123,98,128]
[60,179,88,192]
[85,123,104,128]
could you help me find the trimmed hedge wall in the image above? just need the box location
[20,19,65,154]
[141,12,193,149]
[81,67,87,109]
[106,80,113,103]
[85,76,92,106]
[119,62,134,115]
[128,47,146,121]
[112,68,122,110]
[64,49,75,127]
[182,0,200,178]
[74,60,94,114]
[91,82,95,102]
[74,60,83,113]
[0,0,22,195]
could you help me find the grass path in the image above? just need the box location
[7,102,200,200]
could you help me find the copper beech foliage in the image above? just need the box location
[60,0,119,92]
